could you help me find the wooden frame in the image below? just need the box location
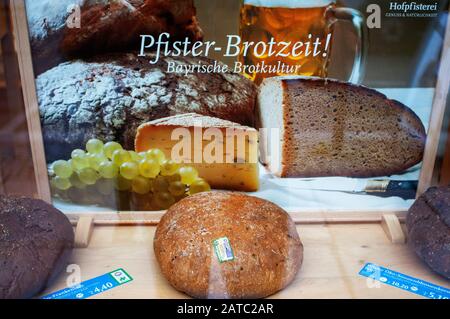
[7,0,450,224]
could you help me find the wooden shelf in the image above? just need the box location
[39,223,449,299]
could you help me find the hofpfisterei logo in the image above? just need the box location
[386,2,439,17]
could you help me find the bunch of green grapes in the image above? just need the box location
[49,139,211,210]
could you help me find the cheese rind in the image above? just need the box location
[135,114,259,192]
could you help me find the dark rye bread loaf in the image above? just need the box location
[407,186,450,279]
[0,196,74,299]
[25,0,203,75]
[36,53,256,162]
[257,76,426,178]
[154,191,303,299]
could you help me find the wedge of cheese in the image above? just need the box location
[135,113,259,191]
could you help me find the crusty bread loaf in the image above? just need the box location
[26,0,203,75]
[37,53,256,161]
[154,191,303,299]
[257,76,426,178]
[407,186,450,279]
[0,196,74,299]
[135,113,260,191]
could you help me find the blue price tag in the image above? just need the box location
[42,268,133,299]
[359,263,450,299]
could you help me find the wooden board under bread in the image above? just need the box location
[417,10,450,196]
[39,223,450,299]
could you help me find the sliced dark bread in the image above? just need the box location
[257,76,426,177]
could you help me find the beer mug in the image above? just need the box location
[239,0,367,84]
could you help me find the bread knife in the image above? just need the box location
[281,180,418,199]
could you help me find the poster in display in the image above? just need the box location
[8,0,450,219]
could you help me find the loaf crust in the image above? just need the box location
[258,76,426,178]
[26,0,203,75]
[406,186,450,279]
[154,192,303,298]
[0,196,74,299]
[37,54,256,161]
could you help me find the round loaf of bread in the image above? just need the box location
[0,196,74,299]
[26,0,203,75]
[406,186,450,279]
[154,192,303,298]
[37,53,256,162]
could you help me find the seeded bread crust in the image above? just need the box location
[37,53,256,162]
[406,186,450,279]
[154,191,303,299]
[26,0,203,75]
[0,196,74,299]
[258,76,426,178]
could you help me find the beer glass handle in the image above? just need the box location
[327,7,368,84]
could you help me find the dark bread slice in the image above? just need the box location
[406,186,450,279]
[36,53,256,162]
[0,196,74,299]
[154,191,303,299]
[257,76,426,177]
